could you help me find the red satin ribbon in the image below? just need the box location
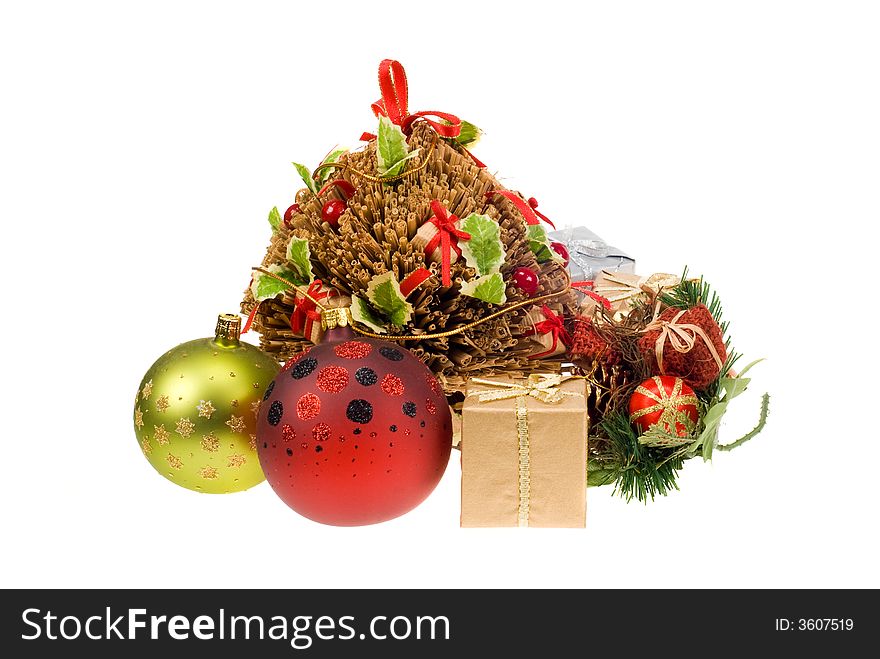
[424,200,471,287]
[400,267,433,297]
[371,60,462,138]
[526,305,572,359]
[318,178,356,199]
[571,281,612,310]
[485,191,555,229]
[290,280,334,336]
[242,304,259,334]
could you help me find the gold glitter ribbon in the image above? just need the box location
[467,374,585,527]
[644,307,725,375]
[629,375,700,430]
[594,271,680,306]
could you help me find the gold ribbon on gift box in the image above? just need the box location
[591,270,681,318]
[467,374,584,527]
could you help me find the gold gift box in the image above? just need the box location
[460,375,588,528]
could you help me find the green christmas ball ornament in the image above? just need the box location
[133,314,280,493]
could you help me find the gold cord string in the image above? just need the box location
[311,127,438,185]
[251,266,572,341]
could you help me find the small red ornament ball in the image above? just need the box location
[550,241,570,267]
[283,203,300,228]
[512,267,539,296]
[628,375,700,437]
[256,327,452,526]
[321,199,347,227]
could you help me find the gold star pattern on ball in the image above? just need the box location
[201,433,220,453]
[134,407,144,430]
[141,380,153,400]
[153,424,170,445]
[198,466,219,480]
[197,400,216,419]
[155,395,170,413]
[227,454,247,468]
[225,415,246,434]
[166,454,183,470]
[175,418,195,438]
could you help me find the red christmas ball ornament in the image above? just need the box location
[283,203,300,228]
[550,241,569,267]
[321,199,347,227]
[628,376,700,437]
[512,267,539,296]
[256,324,452,526]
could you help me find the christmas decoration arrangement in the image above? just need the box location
[133,59,769,527]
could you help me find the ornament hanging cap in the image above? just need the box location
[214,313,242,344]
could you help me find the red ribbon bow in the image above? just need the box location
[425,200,471,287]
[526,305,572,359]
[290,280,333,336]
[571,281,612,310]
[371,59,462,138]
[485,191,555,229]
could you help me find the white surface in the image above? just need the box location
[1,0,877,589]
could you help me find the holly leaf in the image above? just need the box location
[292,162,318,196]
[455,120,481,147]
[250,264,301,302]
[587,460,618,487]
[317,148,348,185]
[458,213,505,276]
[376,116,418,176]
[365,271,413,327]
[285,236,314,284]
[527,224,564,264]
[459,272,507,305]
[268,206,282,232]
[383,149,420,177]
[350,295,387,334]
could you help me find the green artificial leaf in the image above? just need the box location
[382,149,420,177]
[720,376,751,401]
[459,272,507,305]
[285,236,314,284]
[292,162,318,196]
[587,460,618,487]
[376,116,412,176]
[365,271,413,327]
[458,213,505,276]
[317,148,348,185]
[350,295,387,334]
[250,264,301,302]
[526,224,564,264]
[736,358,765,379]
[717,393,771,452]
[268,206,282,232]
[455,120,481,147]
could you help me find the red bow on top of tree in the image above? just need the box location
[371,59,462,138]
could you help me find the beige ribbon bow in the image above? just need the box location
[644,308,724,375]
[594,271,680,305]
[468,374,582,405]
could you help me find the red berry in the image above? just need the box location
[322,199,347,227]
[283,204,299,229]
[550,241,569,267]
[512,267,539,296]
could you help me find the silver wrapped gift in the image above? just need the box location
[548,226,635,283]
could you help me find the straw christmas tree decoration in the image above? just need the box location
[242,61,576,395]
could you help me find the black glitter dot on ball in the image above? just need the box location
[355,367,378,386]
[346,399,373,424]
[291,357,318,380]
[315,445,323,453]
[379,346,404,362]
[267,400,284,426]
[390,425,398,432]
[353,428,362,435]
[263,442,268,448]
[402,401,417,417]
[263,380,275,401]
[286,448,293,456]
[420,420,426,428]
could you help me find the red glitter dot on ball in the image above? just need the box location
[312,423,331,442]
[426,399,437,415]
[281,424,296,442]
[334,341,373,360]
[381,374,405,396]
[316,366,349,393]
[427,374,442,396]
[296,393,321,420]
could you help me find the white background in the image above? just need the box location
[1,1,877,589]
